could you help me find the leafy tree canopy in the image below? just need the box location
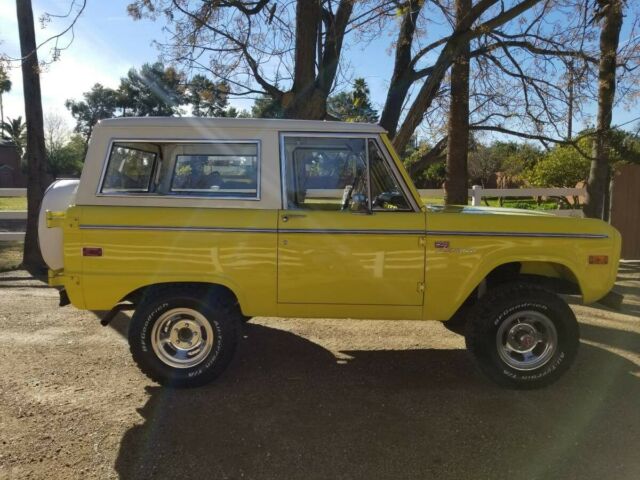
[469,145,502,187]
[66,63,235,144]
[328,78,378,123]
[118,62,185,117]
[0,64,11,125]
[251,94,284,119]
[65,83,118,143]
[187,74,231,118]
[526,144,591,187]
[48,134,85,178]
[526,128,640,188]
[0,66,10,94]
[1,116,27,158]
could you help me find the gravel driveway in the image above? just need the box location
[0,265,638,480]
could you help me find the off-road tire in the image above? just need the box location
[129,285,241,388]
[465,283,579,389]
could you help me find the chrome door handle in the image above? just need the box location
[282,214,306,222]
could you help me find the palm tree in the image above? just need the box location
[1,116,27,159]
[0,66,11,127]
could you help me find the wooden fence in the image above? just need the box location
[611,165,640,259]
[0,188,26,242]
[418,186,585,215]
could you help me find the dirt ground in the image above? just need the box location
[0,265,638,480]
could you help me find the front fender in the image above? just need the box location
[423,231,619,321]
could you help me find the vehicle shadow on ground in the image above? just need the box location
[613,262,640,316]
[114,322,640,480]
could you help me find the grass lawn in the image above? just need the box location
[420,197,445,205]
[484,197,559,210]
[0,242,23,272]
[420,196,575,210]
[0,197,27,211]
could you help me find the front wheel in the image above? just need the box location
[465,283,579,389]
[129,286,240,388]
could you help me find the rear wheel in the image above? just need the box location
[465,283,579,389]
[129,286,240,388]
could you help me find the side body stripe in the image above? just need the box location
[78,224,608,239]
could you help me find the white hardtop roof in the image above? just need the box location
[98,116,386,133]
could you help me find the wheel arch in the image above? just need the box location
[486,260,581,295]
[120,281,245,314]
[447,259,583,323]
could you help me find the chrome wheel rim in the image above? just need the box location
[496,310,558,371]
[151,308,214,369]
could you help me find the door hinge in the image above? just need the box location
[417,282,425,293]
[418,236,426,247]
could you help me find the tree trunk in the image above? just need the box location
[283,0,323,119]
[379,1,424,136]
[407,136,448,178]
[281,0,355,120]
[317,0,353,95]
[584,0,623,219]
[392,44,457,154]
[444,0,471,206]
[16,0,50,272]
[566,61,574,140]
[392,0,541,153]
[603,168,612,221]
[282,88,328,120]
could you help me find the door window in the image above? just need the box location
[282,135,412,212]
[282,136,369,212]
[368,140,411,211]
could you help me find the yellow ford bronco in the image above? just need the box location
[38,118,621,389]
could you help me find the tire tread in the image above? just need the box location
[465,282,579,389]
[128,284,241,387]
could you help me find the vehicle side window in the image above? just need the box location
[282,136,368,212]
[170,143,258,198]
[101,143,157,194]
[368,140,411,211]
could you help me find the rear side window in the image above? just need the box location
[170,143,259,198]
[99,140,260,199]
[101,143,157,193]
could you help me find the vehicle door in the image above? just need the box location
[277,134,426,306]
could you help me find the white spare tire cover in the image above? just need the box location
[38,179,80,270]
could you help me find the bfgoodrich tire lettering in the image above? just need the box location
[465,283,579,389]
[129,286,240,388]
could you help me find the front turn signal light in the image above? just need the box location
[589,255,608,265]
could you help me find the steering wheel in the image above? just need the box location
[341,167,365,211]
